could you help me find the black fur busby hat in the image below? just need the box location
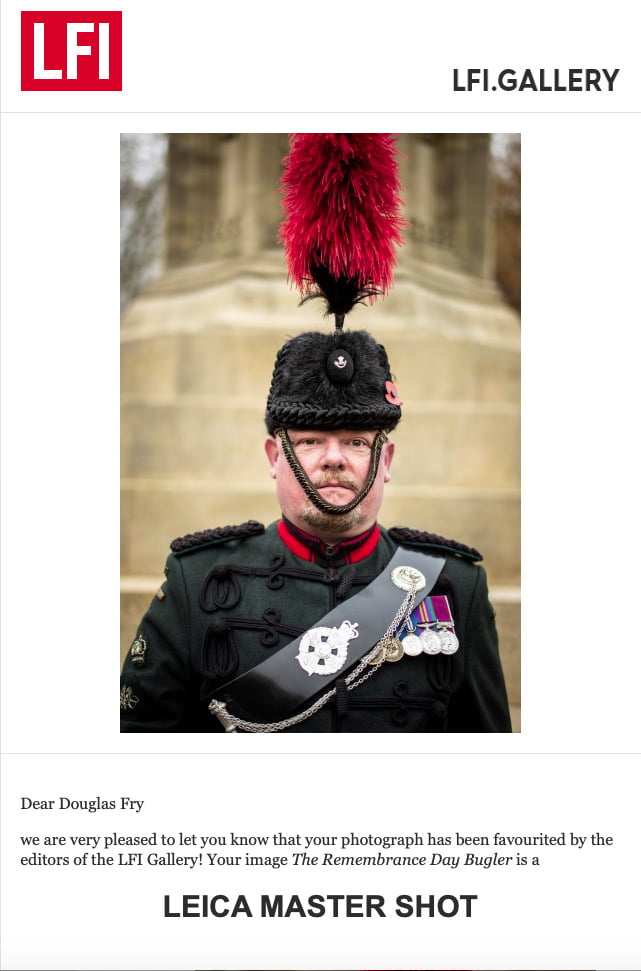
[265,134,406,436]
[265,329,402,434]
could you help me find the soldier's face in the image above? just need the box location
[264,429,394,539]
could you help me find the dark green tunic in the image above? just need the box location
[120,522,511,733]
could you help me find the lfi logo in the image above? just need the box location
[21,11,122,90]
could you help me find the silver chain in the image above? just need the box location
[210,580,418,733]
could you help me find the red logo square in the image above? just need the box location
[21,11,122,91]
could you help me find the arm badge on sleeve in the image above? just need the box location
[130,633,148,666]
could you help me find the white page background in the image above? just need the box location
[1,2,640,969]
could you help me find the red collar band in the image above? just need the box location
[277,518,380,566]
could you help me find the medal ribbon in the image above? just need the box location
[411,595,453,628]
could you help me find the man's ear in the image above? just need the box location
[382,440,395,482]
[264,436,279,479]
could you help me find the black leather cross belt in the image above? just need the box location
[208,548,445,727]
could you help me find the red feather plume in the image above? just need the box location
[279,134,406,318]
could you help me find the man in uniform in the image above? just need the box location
[120,325,511,733]
[120,134,512,733]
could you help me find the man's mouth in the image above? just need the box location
[315,479,357,499]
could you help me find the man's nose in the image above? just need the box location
[320,437,346,467]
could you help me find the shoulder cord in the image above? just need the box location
[274,428,388,516]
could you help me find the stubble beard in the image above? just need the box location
[299,502,366,540]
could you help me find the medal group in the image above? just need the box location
[369,594,459,666]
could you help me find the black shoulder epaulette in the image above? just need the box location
[388,526,482,563]
[170,520,265,555]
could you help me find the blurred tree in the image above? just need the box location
[493,134,521,315]
[120,133,167,312]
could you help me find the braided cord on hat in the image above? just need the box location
[275,428,388,516]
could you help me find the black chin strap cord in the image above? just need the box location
[274,428,388,517]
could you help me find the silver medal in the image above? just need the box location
[420,628,442,655]
[401,632,423,657]
[438,628,459,654]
